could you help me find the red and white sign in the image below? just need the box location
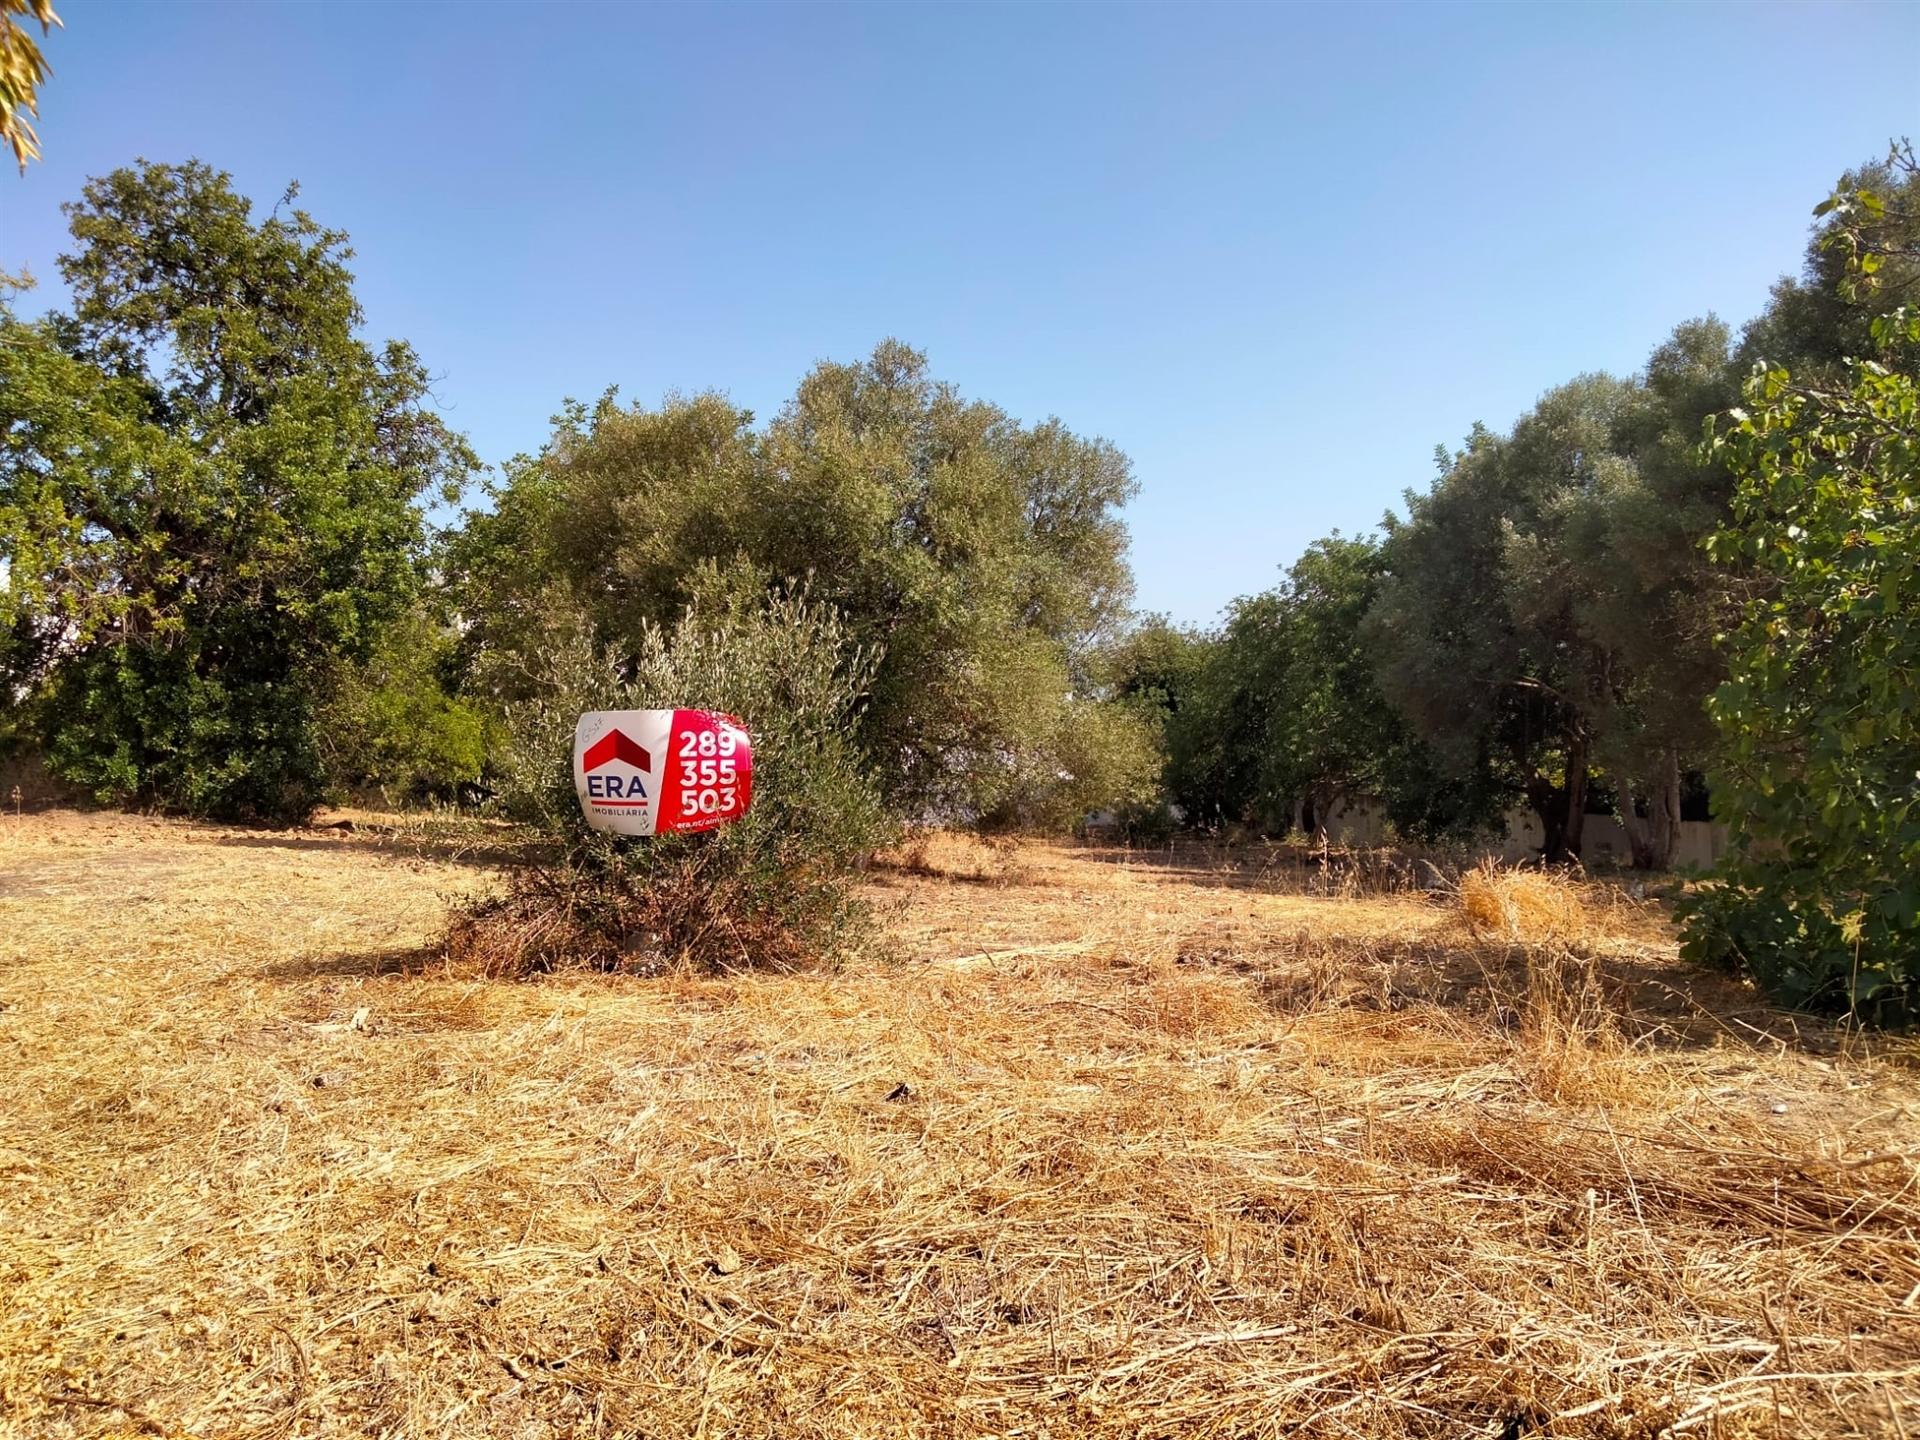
[574,709,753,837]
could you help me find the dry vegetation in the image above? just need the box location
[2,813,1918,1439]
[1457,862,1611,948]
[875,829,1036,888]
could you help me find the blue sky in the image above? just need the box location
[5,1,1916,624]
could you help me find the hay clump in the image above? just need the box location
[876,828,1035,886]
[1458,860,1597,945]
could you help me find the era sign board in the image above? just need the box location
[575,709,753,837]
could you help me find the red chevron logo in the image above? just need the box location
[582,728,652,773]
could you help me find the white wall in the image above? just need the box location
[1323,797,1728,871]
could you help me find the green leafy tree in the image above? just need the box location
[1262,536,1421,836]
[450,341,1143,822]
[1101,614,1214,829]
[1370,343,1742,868]
[1553,320,1739,867]
[1176,544,1400,836]
[0,161,476,819]
[1683,327,1920,1019]
[1104,614,1212,719]
[1741,141,1920,378]
[1161,538,1499,842]
[317,605,495,803]
[1173,594,1290,830]
[1683,150,1920,1020]
[1369,419,1603,861]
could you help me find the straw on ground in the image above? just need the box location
[1,812,1916,1438]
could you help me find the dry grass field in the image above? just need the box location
[2,812,1917,1439]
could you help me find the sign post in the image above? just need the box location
[575,709,753,837]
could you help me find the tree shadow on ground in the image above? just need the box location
[263,945,445,980]
[1078,841,1291,877]
[202,826,538,869]
[1071,840,1461,900]
[1251,929,1873,1059]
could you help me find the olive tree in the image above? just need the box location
[450,341,1145,823]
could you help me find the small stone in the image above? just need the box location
[712,1246,742,1275]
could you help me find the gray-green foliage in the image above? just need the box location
[471,584,893,971]
[1358,145,1914,878]
[450,340,1146,823]
[1368,335,1734,866]
[1368,417,1593,861]
[1140,539,1497,841]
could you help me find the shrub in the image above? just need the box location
[45,643,334,820]
[1106,798,1178,846]
[318,608,496,804]
[449,587,893,974]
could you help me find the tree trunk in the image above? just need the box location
[1535,733,1591,865]
[1622,750,1682,871]
[1310,783,1341,846]
[1528,779,1562,860]
[1651,753,1682,868]
[1622,805,1654,870]
[1560,755,1589,862]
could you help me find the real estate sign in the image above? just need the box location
[574,709,753,837]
